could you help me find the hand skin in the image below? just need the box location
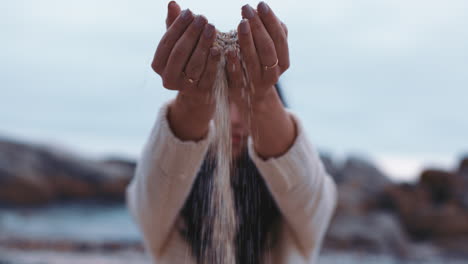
[231,2,296,159]
[153,1,296,159]
[152,1,219,141]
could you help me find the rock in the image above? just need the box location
[458,157,468,177]
[382,167,468,241]
[433,238,468,258]
[420,170,461,204]
[325,212,410,257]
[322,156,411,255]
[339,157,392,189]
[382,184,438,239]
[327,155,468,256]
[457,157,468,209]
[0,138,136,206]
[319,153,340,182]
[97,158,137,200]
[100,158,137,172]
[335,157,392,213]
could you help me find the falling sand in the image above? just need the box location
[205,30,252,264]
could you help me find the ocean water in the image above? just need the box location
[1,0,467,181]
[1,249,467,264]
[0,203,140,242]
[1,204,467,264]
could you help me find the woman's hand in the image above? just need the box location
[153,1,219,141]
[228,1,289,103]
[227,2,295,159]
[151,1,221,104]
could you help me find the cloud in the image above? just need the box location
[1,0,467,160]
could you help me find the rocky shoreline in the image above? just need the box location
[1,137,468,262]
[322,155,468,260]
[0,138,135,206]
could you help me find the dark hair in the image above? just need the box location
[180,81,285,263]
[180,149,281,263]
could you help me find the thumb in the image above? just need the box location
[166,1,181,29]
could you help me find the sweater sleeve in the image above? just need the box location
[126,101,213,258]
[247,112,338,261]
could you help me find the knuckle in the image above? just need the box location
[186,26,202,39]
[251,20,264,32]
[196,40,212,53]
[274,31,287,44]
[167,20,184,33]
[279,36,289,47]
[263,70,280,84]
[162,80,171,89]
[186,67,202,78]
[151,61,163,75]
[281,22,288,34]
[281,60,290,71]
[171,46,187,59]
[151,61,157,72]
[186,61,205,77]
[268,40,277,50]
[160,35,174,50]
[270,74,280,85]
[162,73,176,90]
[260,43,276,56]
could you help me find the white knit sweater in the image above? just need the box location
[126,101,337,264]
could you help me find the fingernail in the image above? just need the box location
[239,19,250,34]
[168,1,177,8]
[210,47,220,57]
[193,15,207,29]
[242,4,255,19]
[258,2,270,15]
[204,24,215,39]
[181,9,192,21]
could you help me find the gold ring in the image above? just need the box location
[264,58,279,70]
[182,72,197,84]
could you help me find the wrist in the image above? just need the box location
[168,92,214,139]
[175,92,215,114]
[251,86,282,113]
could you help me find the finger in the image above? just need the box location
[166,1,181,29]
[257,2,289,71]
[237,19,261,83]
[197,47,221,95]
[164,15,208,87]
[152,9,194,75]
[281,21,288,37]
[183,23,216,84]
[241,4,278,70]
[226,49,244,91]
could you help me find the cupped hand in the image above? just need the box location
[151,1,221,102]
[228,2,289,103]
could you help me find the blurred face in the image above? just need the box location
[230,102,249,160]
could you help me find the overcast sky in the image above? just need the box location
[2,0,468,180]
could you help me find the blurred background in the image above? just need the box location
[1,0,467,263]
